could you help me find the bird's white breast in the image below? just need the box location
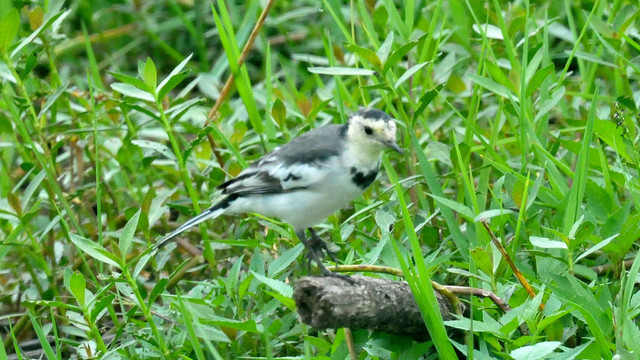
[226,155,375,230]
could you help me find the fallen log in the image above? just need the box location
[293,275,454,337]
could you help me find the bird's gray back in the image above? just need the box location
[270,124,346,165]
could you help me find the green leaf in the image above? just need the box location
[307,66,376,76]
[427,193,475,220]
[563,83,598,234]
[575,234,618,263]
[526,63,554,97]
[11,9,69,59]
[485,61,514,93]
[119,209,140,258]
[510,341,561,360]
[110,72,149,91]
[529,236,568,249]
[26,309,57,360]
[212,2,263,134]
[69,233,121,269]
[148,278,167,305]
[157,53,192,98]
[345,43,382,71]
[90,293,115,323]
[268,244,304,277]
[472,23,503,40]
[469,74,516,100]
[250,270,293,298]
[470,248,493,277]
[377,32,394,63]
[148,188,176,229]
[474,209,518,222]
[382,38,421,74]
[131,139,177,161]
[69,271,86,308]
[20,170,46,211]
[413,84,443,122]
[208,316,258,333]
[271,99,287,126]
[394,61,429,89]
[111,82,155,102]
[37,83,69,118]
[0,8,20,52]
[144,57,158,90]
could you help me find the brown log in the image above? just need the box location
[293,275,454,336]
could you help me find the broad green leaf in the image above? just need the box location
[530,236,568,249]
[90,293,115,323]
[427,193,475,220]
[148,188,176,229]
[119,209,140,258]
[268,244,304,277]
[444,318,505,337]
[69,271,86,307]
[474,209,518,222]
[20,170,45,211]
[37,83,69,118]
[144,57,158,89]
[382,38,421,74]
[148,278,167,305]
[526,64,554,97]
[271,99,286,126]
[469,74,516,100]
[69,233,121,269]
[394,61,429,89]
[535,86,564,122]
[0,8,20,52]
[11,9,70,59]
[111,83,155,102]
[345,43,382,71]
[110,72,148,91]
[485,61,514,93]
[510,341,561,360]
[250,270,293,298]
[26,309,57,360]
[157,53,192,98]
[575,234,618,263]
[131,139,177,161]
[472,23,503,40]
[307,66,376,76]
[470,248,493,277]
[207,316,258,333]
[377,32,394,63]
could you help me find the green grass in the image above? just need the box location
[1,0,640,359]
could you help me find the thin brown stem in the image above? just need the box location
[205,0,276,168]
[481,220,544,311]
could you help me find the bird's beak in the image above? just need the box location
[385,140,404,154]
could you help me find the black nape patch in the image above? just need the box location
[352,169,378,189]
[350,167,357,174]
[357,108,391,121]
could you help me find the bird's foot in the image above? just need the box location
[308,229,340,264]
[318,264,356,284]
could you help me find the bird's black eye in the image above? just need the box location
[364,126,373,135]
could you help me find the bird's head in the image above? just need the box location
[346,108,403,155]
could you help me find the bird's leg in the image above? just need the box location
[307,228,340,264]
[296,230,353,283]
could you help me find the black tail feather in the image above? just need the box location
[152,196,236,250]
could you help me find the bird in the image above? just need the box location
[155,108,403,278]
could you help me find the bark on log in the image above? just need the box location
[293,275,454,337]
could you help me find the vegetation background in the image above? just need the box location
[0,0,639,358]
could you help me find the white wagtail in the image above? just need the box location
[156,108,402,278]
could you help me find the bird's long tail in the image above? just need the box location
[153,196,235,250]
